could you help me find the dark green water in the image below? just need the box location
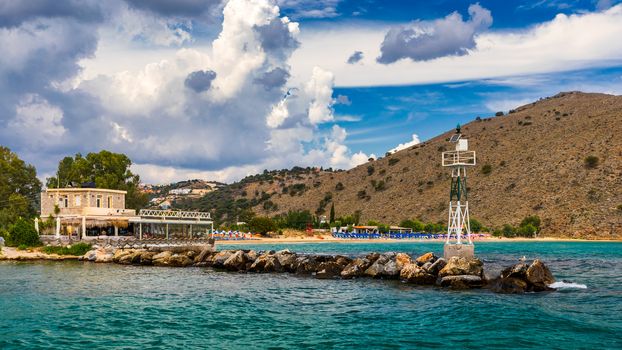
[1,242,621,349]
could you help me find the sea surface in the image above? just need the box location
[1,241,621,349]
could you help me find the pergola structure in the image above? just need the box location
[129,209,214,240]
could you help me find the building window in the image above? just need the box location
[59,195,68,208]
[107,196,112,208]
[96,195,102,208]
[74,195,81,206]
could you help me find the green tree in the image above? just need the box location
[7,217,41,247]
[46,150,148,209]
[377,223,390,233]
[275,210,314,230]
[329,203,335,223]
[469,218,482,233]
[502,224,516,238]
[520,215,541,230]
[0,147,42,230]
[517,224,537,237]
[248,216,276,235]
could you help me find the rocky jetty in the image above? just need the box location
[80,247,557,294]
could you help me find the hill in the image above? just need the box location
[177,92,622,239]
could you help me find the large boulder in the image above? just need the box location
[113,249,133,263]
[439,275,484,289]
[364,252,399,278]
[415,252,436,266]
[95,249,114,263]
[117,250,139,265]
[129,250,146,265]
[488,277,529,294]
[395,253,412,270]
[83,249,97,262]
[490,259,556,293]
[211,250,234,268]
[293,256,322,275]
[195,247,214,264]
[138,251,155,265]
[438,257,483,278]
[274,250,297,272]
[167,254,193,267]
[223,250,248,271]
[340,258,372,279]
[500,263,528,279]
[249,253,282,272]
[526,259,555,291]
[426,258,447,276]
[315,256,352,279]
[152,251,173,266]
[400,263,436,285]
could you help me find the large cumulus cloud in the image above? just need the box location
[0,0,369,183]
[377,3,492,64]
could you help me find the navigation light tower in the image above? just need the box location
[441,124,476,259]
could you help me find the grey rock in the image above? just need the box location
[439,275,484,289]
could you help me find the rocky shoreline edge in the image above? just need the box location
[72,246,555,294]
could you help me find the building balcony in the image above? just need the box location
[55,207,136,217]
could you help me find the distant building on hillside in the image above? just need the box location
[39,188,138,238]
[169,188,192,195]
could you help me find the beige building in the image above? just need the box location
[39,188,138,238]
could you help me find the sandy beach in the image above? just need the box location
[214,235,622,245]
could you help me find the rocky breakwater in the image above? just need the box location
[82,247,558,294]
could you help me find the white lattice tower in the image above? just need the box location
[442,125,476,245]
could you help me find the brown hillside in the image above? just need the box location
[212,92,622,239]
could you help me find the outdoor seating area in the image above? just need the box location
[210,231,257,241]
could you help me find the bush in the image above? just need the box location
[481,164,492,175]
[335,182,344,191]
[7,217,41,247]
[495,111,504,116]
[42,243,92,256]
[388,158,400,166]
[248,217,277,235]
[584,156,599,169]
[400,219,426,232]
[469,218,482,233]
[367,165,375,176]
[520,215,541,230]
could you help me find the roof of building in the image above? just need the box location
[44,188,127,194]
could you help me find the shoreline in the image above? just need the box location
[215,236,622,245]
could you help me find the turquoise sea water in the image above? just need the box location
[1,241,621,349]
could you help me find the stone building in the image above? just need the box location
[39,188,138,238]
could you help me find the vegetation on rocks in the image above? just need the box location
[6,218,41,247]
[42,243,92,256]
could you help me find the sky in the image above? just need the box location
[1,0,622,185]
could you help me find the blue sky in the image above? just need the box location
[1,0,621,184]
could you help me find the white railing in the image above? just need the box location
[139,209,211,220]
[442,151,476,167]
